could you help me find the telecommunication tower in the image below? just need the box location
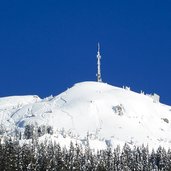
[96,43,102,82]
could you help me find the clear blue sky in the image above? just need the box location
[0,0,171,104]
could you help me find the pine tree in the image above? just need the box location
[165,149,171,170]
[105,147,113,171]
[141,145,150,171]
[24,124,34,139]
[113,145,121,171]
[53,143,65,170]
[0,138,5,170]
[96,150,106,171]
[3,138,19,170]
[72,143,82,170]
[156,146,168,170]
[120,143,133,170]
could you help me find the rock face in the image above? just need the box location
[1,81,171,149]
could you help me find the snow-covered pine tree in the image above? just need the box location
[24,124,34,139]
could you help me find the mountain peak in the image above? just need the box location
[0,81,171,149]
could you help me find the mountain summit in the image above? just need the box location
[1,81,171,149]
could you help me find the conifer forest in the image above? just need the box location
[0,125,171,171]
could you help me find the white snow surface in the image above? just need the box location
[1,81,171,149]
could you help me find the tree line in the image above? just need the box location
[0,137,171,170]
[0,124,171,170]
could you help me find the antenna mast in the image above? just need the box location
[96,43,102,82]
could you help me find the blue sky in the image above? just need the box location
[0,0,171,104]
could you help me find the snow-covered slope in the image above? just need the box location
[1,81,171,149]
[0,95,40,131]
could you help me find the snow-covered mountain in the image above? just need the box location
[1,81,171,149]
